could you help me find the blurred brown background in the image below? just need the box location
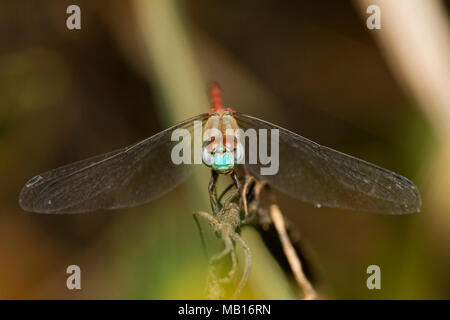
[0,0,449,299]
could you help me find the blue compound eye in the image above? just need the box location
[202,147,213,167]
[234,142,244,164]
[212,148,234,173]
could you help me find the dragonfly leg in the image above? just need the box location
[217,178,242,204]
[231,170,241,191]
[230,232,252,299]
[218,175,251,205]
[208,170,220,213]
[220,171,241,212]
[242,180,270,225]
[241,175,255,219]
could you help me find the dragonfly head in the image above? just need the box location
[202,136,244,174]
[212,146,234,173]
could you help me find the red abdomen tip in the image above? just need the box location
[208,82,223,111]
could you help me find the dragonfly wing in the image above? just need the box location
[19,114,208,213]
[236,113,421,214]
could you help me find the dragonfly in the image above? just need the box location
[19,82,422,215]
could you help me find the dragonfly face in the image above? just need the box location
[201,109,244,174]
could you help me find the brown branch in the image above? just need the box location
[269,204,316,300]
